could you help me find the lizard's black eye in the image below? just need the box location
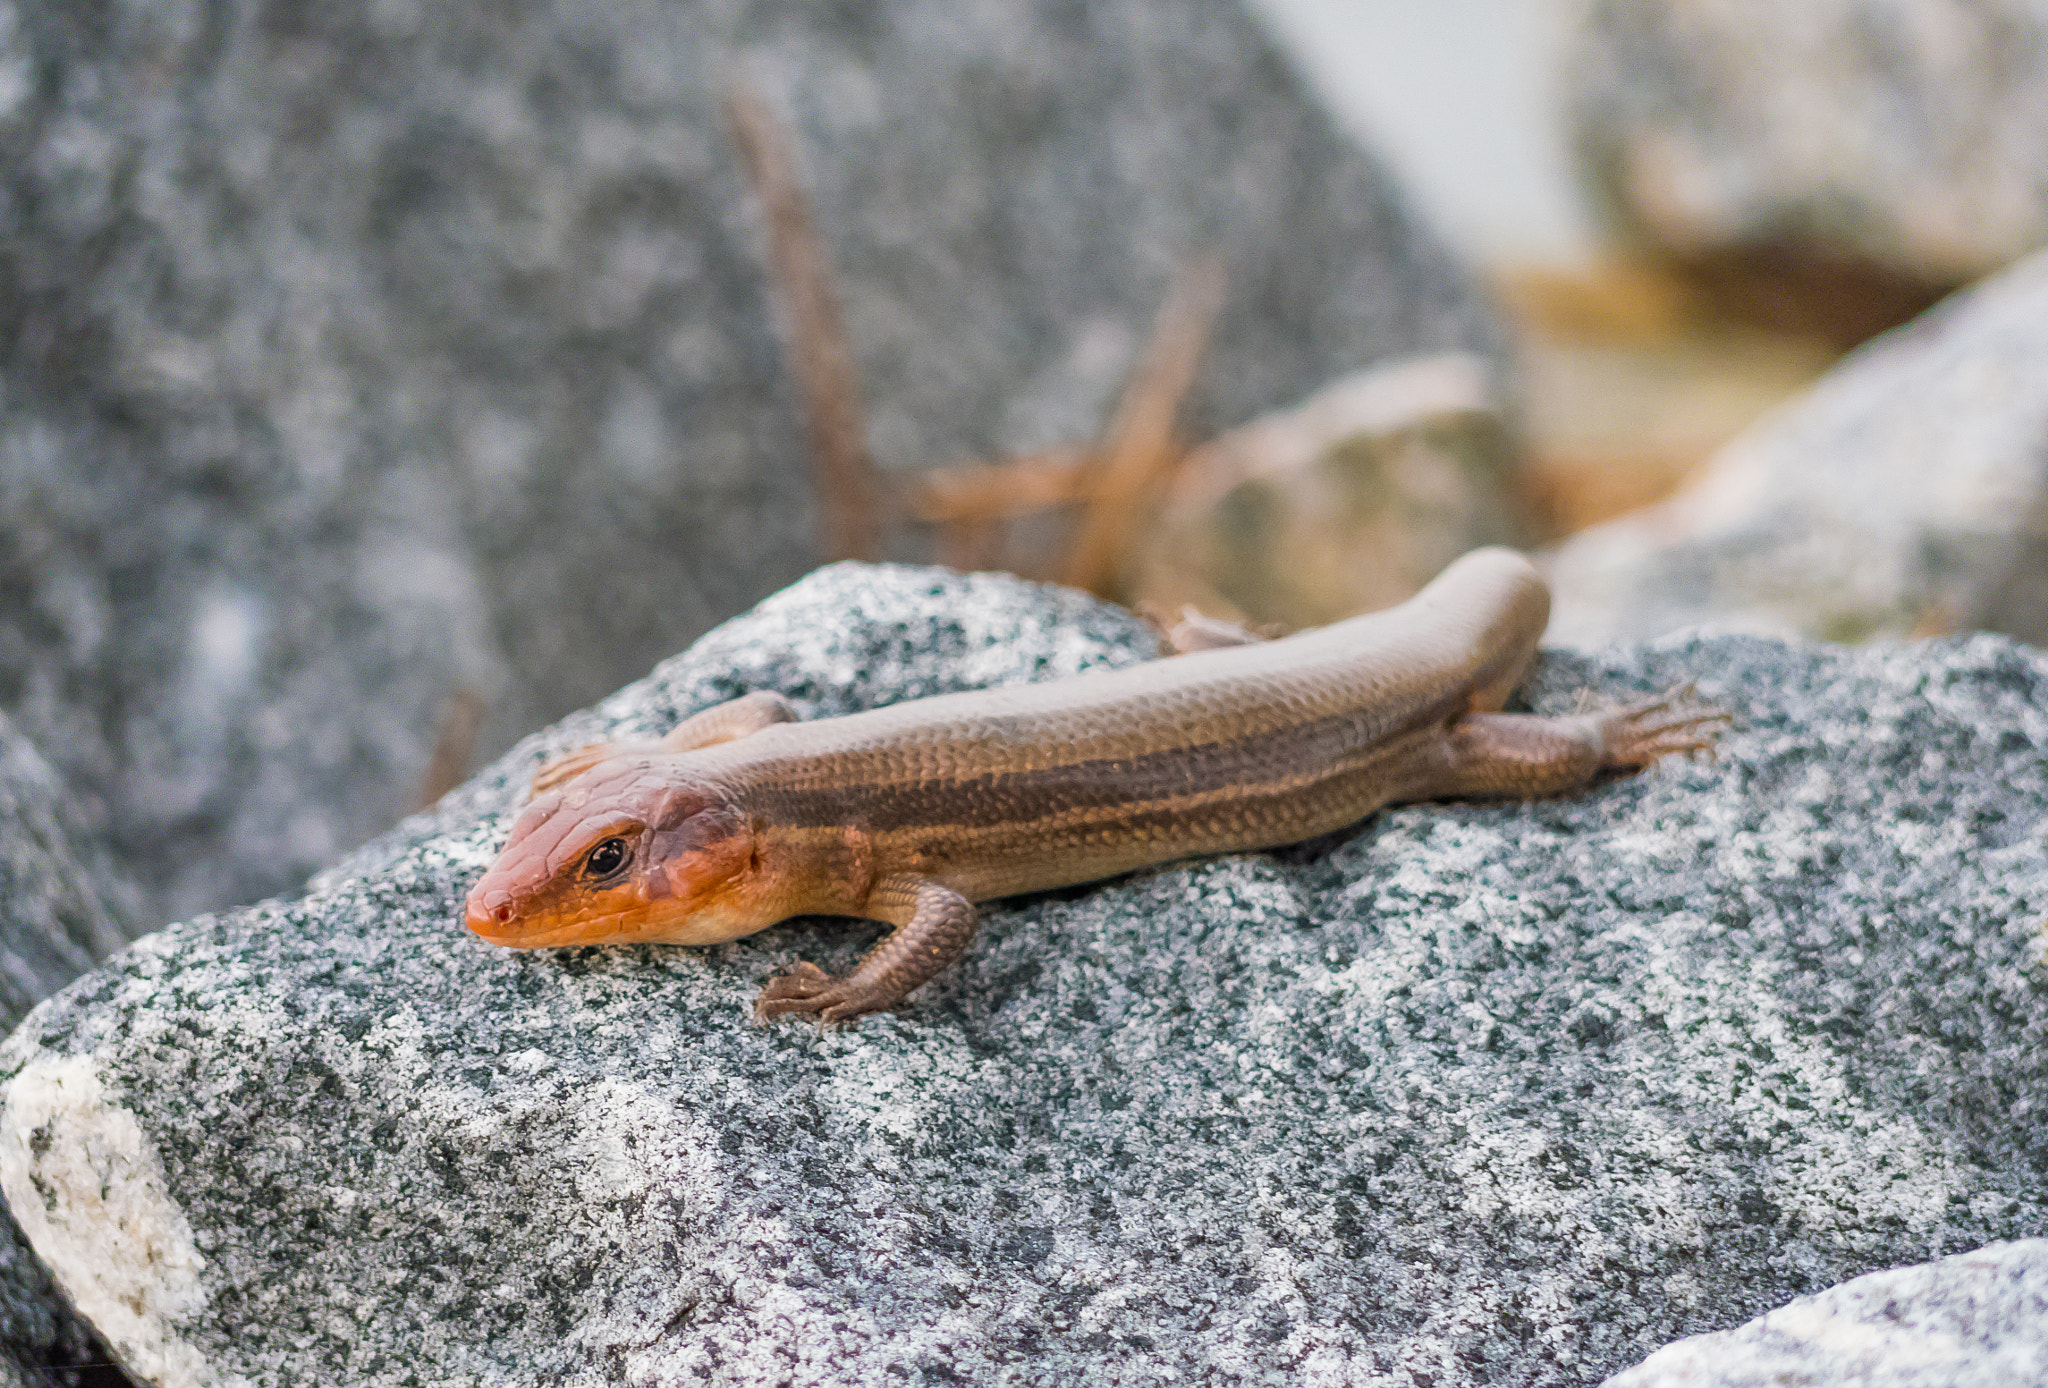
[583,836,630,879]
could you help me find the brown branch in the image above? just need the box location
[725,79,884,562]
[1059,258,1226,596]
[918,447,1094,576]
[935,516,1004,574]
[414,688,485,812]
[911,447,1094,524]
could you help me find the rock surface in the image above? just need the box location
[4,563,2048,1386]
[1544,249,2048,648]
[1570,0,2048,335]
[0,0,1500,925]
[0,712,144,1386]
[1606,1239,2048,1387]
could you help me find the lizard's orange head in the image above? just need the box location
[464,760,762,949]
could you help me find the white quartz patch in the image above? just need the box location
[0,1054,222,1388]
[1608,1240,2048,1387]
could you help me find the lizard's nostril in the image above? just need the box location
[464,888,519,939]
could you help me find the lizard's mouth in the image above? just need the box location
[461,876,763,949]
[461,890,642,948]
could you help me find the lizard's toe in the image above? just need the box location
[753,961,830,1018]
[754,963,893,1026]
[1604,688,1732,767]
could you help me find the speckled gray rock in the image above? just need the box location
[1571,0,2048,294]
[0,713,143,1386]
[1545,249,2048,648]
[7,562,2048,1387]
[0,0,1500,926]
[1607,1239,2048,1387]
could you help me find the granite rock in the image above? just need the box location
[1607,1239,2048,1387]
[3,562,2047,1386]
[1570,0,2048,336]
[1544,249,2048,648]
[0,0,1501,925]
[0,713,144,1386]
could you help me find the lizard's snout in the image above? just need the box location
[464,884,519,941]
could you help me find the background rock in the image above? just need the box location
[0,713,144,1386]
[0,0,1501,925]
[1606,1239,2048,1387]
[1570,0,2048,340]
[1130,351,1528,628]
[0,715,141,1030]
[1543,248,2048,648]
[5,563,2048,1387]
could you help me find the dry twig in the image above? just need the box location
[1059,258,1226,596]
[911,447,1094,525]
[415,688,485,811]
[725,79,885,562]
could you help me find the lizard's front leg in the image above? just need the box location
[531,690,799,794]
[755,875,978,1026]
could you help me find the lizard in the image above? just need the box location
[463,548,1724,1023]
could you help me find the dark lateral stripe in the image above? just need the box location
[750,696,1451,835]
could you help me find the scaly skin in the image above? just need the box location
[464,549,1726,1024]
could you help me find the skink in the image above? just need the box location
[465,549,1722,1022]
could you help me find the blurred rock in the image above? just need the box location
[0,716,141,1028]
[0,0,1503,924]
[6,563,2048,1386]
[1571,0,2048,342]
[1607,1240,2048,1388]
[0,714,144,1387]
[1497,262,1837,539]
[1544,249,2048,647]
[1131,352,1524,627]
[1517,329,1833,537]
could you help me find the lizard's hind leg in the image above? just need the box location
[1428,688,1728,802]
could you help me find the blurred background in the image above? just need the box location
[3,0,2046,932]
[1254,0,1843,538]
[1257,0,1598,266]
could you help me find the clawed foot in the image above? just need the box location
[1600,684,1732,770]
[754,961,898,1027]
